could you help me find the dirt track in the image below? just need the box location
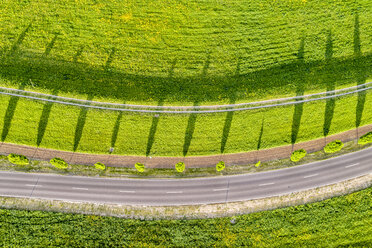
[0,124,371,168]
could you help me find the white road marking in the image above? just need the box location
[166,191,183,194]
[303,174,318,179]
[72,187,88,191]
[259,182,275,187]
[119,190,135,193]
[345,163,359,168]
[213,188,229,191]
[25,184,42,187]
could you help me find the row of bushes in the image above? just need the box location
[6,132,372,171]
[289,131,372,162]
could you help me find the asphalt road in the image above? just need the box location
[0,147,371,206]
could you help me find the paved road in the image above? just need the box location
[0,147,371,206]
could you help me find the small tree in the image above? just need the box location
[290,149,307,162]
[358,132,372,145]
[7,153,29,165]
[255,161,261,167]
[216,161,225,172]
[94,162,106,170]
[135,162,145,172]
[50,157,68,169]
[175,162,185,173]
[324,140,344,153]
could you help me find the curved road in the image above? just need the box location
[0,147,371,206]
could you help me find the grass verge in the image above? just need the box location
[0,179,370,246]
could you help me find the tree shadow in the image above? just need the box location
[43,34,58,57]
[73,95,94,151]
[352,13,367,130]
[182,102,198,156]
[291,37,306,146]
[104,47,116,72]
[9,23,32,56]
[1,84,25,142]
[145,100,163,156]
[323,31,336,137]
[73,46,84,63]
[257,117,265,151]
[110,111,123,150]
[220,59,240,154]
[36,89,58,146]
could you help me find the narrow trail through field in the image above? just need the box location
[0,82,371,113]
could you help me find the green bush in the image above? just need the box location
[50,157,68,169]
[255,161,261,167]
[358,132,372,145]
[135,163,145,172]
[175,162,185,173]
[7,153,29,165]
[290,149,307,162]
[216,161,225,172]
[324,140,344,153]
[94,162,106,170]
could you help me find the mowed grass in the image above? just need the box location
[0,0,372,104]
[0,187,371,247]
[0,89,370,156]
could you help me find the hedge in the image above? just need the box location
[7,153,29,165]
[290,149,307,162]
[135,163,145,172]
[216,161,225,172]
[175,162,185,172]
[358,132,372,145]
[324,140,344,153]
[94,162,106,170]
[50,157,68,169]
[255,161,261,167]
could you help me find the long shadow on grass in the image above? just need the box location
[1,84,25,142]
[182,102,198,156]
[111,111,123,150]
[1,31,372,104]
[9,23,32,56]
[291,37,306,147]
[145,100,163,156]
[354,13,367,130]
[323,31,336,138]
[73,95,94,151]
[43,34,58,57]
[257,117,265,151]
[104,48,116,73]
[36,89,58,146]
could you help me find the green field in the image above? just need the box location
[0,0,372,104]
[0,90,371,156]
[1,187,371,247]
[1,0,372,157]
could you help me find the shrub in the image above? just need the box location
[50,157,68,169]
[135,163,145,172]
[7,153,29,165]
[216,161,225,172]
[324,140,344,153]
[290,149,307,162]
[255,161,261,167]
[95,162,106,170]
[175,162,185,173]
[358,132,372,145]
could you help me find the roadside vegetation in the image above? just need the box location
[0,187,370,246]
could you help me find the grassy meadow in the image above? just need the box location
[0,187,371,247]
[0,0,371,104]
[0,89,371,156]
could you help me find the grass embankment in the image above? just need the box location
[0,0,372,104]
[0,187,371,247]
[0,90,371,156]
